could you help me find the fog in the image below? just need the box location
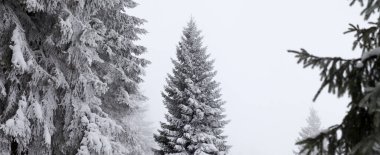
[130,1,366,154]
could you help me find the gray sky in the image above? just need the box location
[129,1,367,154]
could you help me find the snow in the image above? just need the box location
[52,67,69,88]
[184,133,191,139]
[80,29,103,48]
[19,95,27,108]
[1,0,152,154]
[82,47,105,65]
[355,47,380,68]
[194,149,210,155]
[362,47,380,61]
[0,96,31,146]
[355,61,364,68]
[168,152,189,155]
[374,142,380,152]
[79,123,112,155]
[195,109,204,120]
[184,125,191,131]
[176,138,187,145]
[9,26,28,71]
[156,19,228,154]
[0,80,6,96]
[201,143,218,153]
[174,145,185,151]
[100,136,112,154]
[27,101,43,121]
[179,104,193,114]
[24,0,44,12]
[58,17,73,45]
[44,124,51,145]
[77,146,91,155]
[192,133,216,143]
[163,129,180,136]
[81,116,90,125]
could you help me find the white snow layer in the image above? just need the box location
[0,96,31,143]
[26,101,43,122]
[44,124,51,145]
[9,26,28,71]
[24,0,44,12]
[0,80,6,96]
[355,61,364,68]
[58,17,73,45]
[355,47,380,68]
[362,47,380,61]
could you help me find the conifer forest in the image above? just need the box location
[1,0,380,155]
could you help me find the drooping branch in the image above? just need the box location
[288,49,363,101]
[344,23,380,52]
[350,0,380,20]
[297,125,343,155]
[289,49,380,155]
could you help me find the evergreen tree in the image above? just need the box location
[289,0,380,154]
[0,0,151,154]
[294,108,322,155]
[154,19,229,155]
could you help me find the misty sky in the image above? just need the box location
[129,1,367,154]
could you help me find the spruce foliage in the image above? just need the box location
[154,19,229,155]
[289,0,380,154]
[0,0,151,154]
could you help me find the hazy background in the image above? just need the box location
[129,1,366,154]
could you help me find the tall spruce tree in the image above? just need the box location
[0,0,152,154]
[294,108,322,155]
[289,0,380,154]
[154,19,229,155]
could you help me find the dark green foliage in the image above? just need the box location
[289,1,380,155]
[288,49,362,102]
[350,0,380,20]
[289,49,377,155]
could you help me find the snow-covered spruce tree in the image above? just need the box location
[294,108,323,155]
[289,0,380,154]
[154,19,229,155]
[0,0,152,155]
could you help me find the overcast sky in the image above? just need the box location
[129,1,367,154]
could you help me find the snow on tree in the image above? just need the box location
[154,19,230,155]
[0,0,152,154]
[294,107,323,155]
[289,0,380,154]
